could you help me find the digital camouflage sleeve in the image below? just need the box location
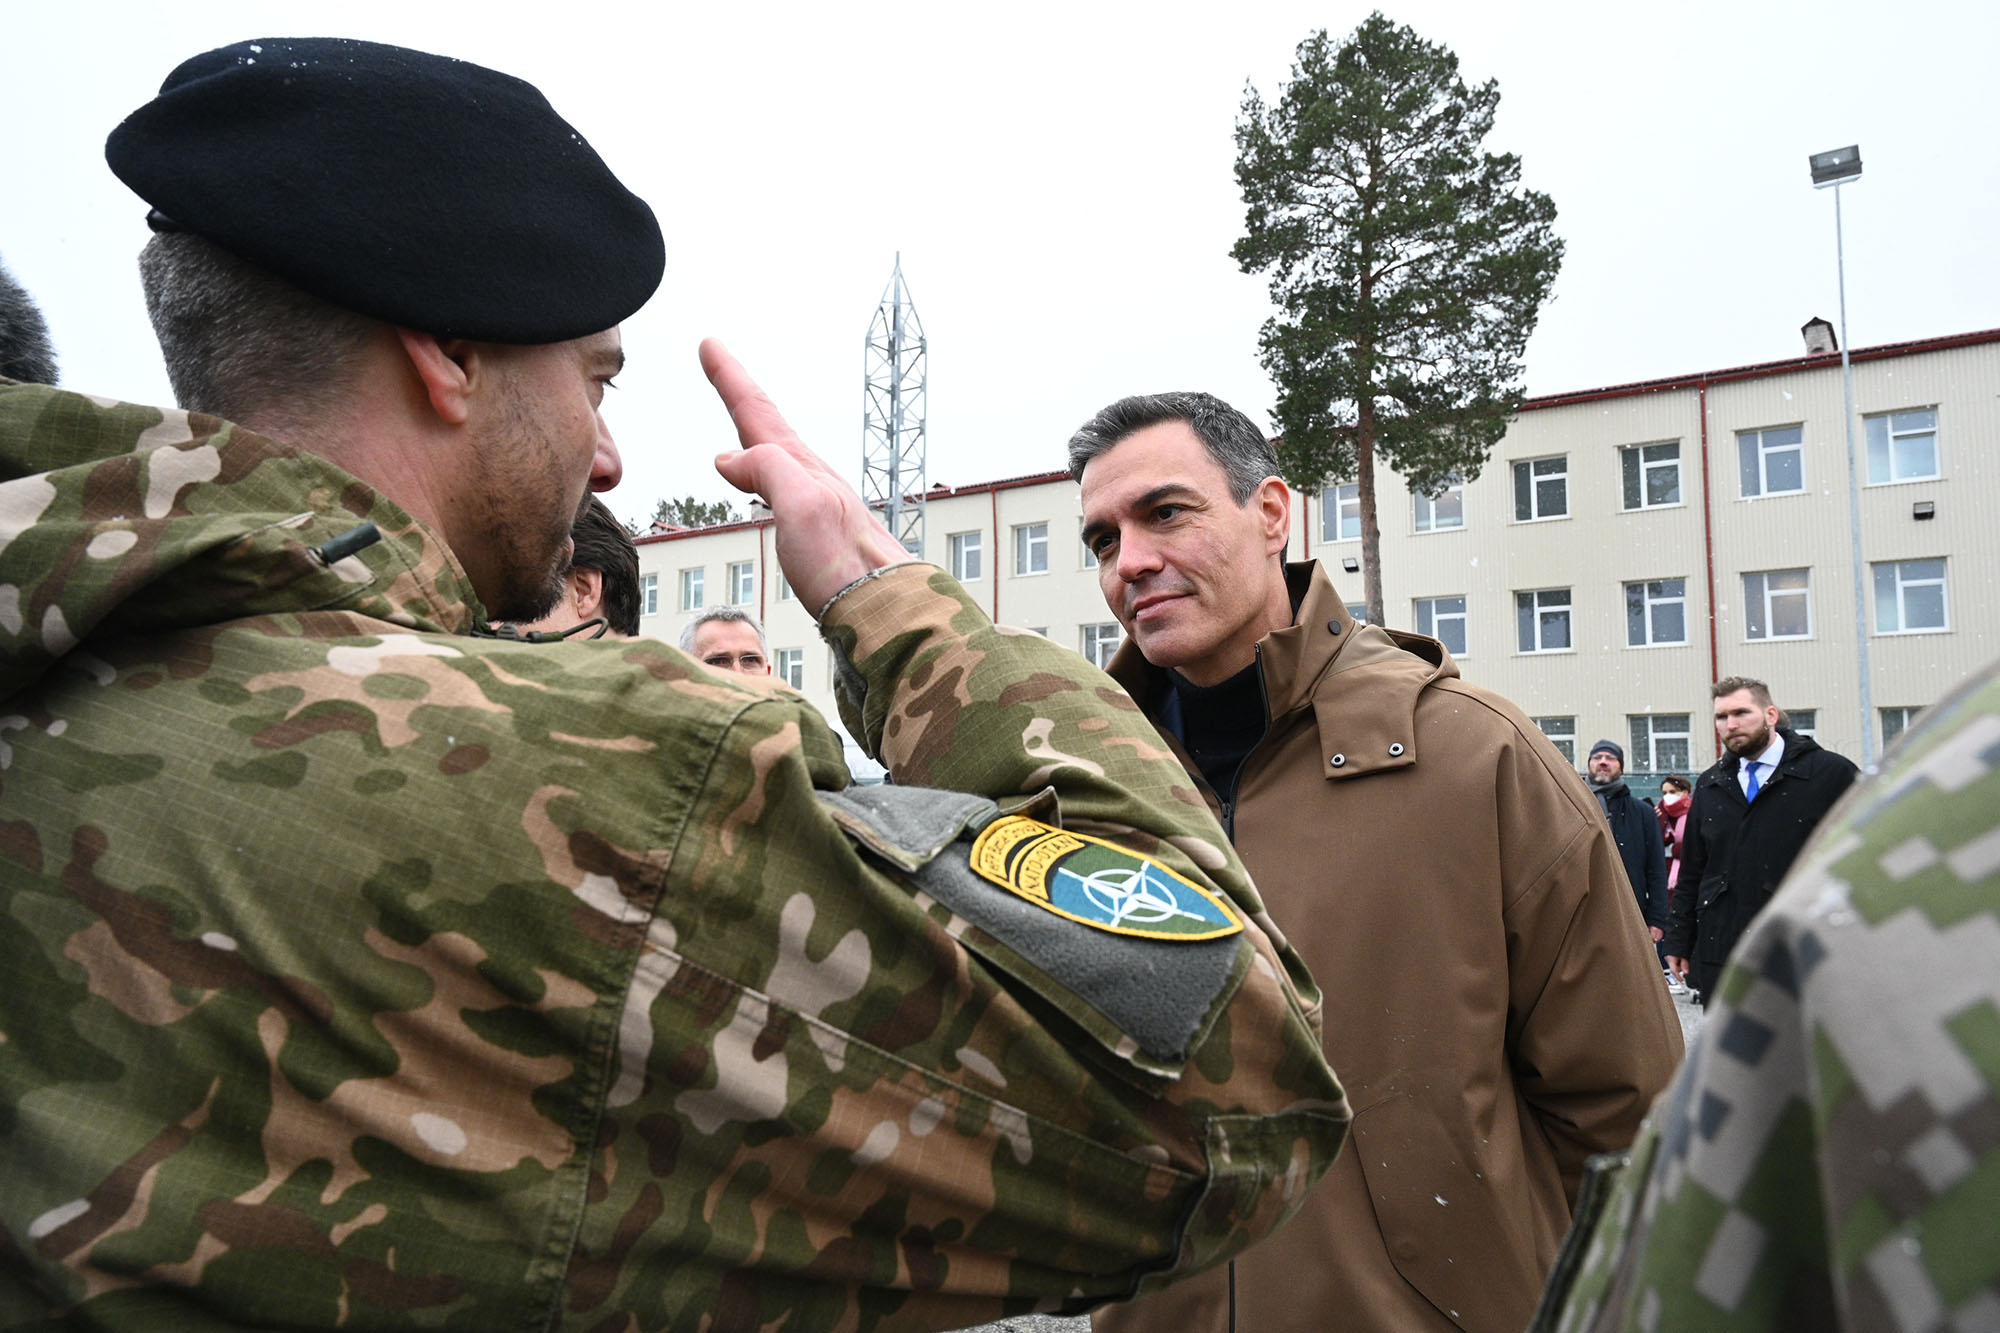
[1532,660,2000,1332]
[0,383,1349,1331]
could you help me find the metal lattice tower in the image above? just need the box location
[862,255,927,557]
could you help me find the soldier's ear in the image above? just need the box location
[395,329,476,426]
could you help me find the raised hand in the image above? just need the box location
[700,339,911,613]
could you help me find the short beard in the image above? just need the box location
[1588,770,1615,787]
[1725,722,1772,756]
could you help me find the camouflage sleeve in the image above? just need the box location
[1533,665,2000,1332]
[566,565,1349,1331]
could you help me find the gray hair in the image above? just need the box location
[1065,391,1277,504]
[679,604,768,655]
[138,232,375,431]
[0,254,59,385]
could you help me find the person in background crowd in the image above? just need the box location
[507,495,642,637]
[681,604,771,676]
[1533,658,2000,1332]
[1664,676,1859,1004]
[1586,739,1670,956]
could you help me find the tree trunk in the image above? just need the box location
[1356,395,1383,625]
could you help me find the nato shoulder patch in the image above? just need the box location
[968,815,1243,941]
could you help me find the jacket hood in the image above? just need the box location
[1,383,483,700]
[1109,560,1458,782]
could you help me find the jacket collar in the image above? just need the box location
[1108,560,1457,781]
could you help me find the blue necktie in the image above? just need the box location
[1745,760,1763,801]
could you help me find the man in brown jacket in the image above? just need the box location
[1072,392,1683,1333]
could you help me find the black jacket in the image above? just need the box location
[1594,779,1668,930]
[1662,729,1859,1001]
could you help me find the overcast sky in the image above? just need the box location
[6,0,1995,532]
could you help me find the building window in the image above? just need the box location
[1786,708,1817,739]
[1346,603,1370,625]
[1013,522,1048,576]
[1534,716,1577,765]
[775,568,793,601]
[775,648,804,689]
[727,560,754,605]
[1738,425,1805,498]
[1414,595,1467,657]
[948,530,982,582]
[1873,559,1947,634]
[1881,706,1923,747]
[1077,519,1099,570]
[1628,714,1692,773]
[640,573,658,617]
[1865,407,1939,484]
[1080,622,1124,669]
[1625,578,1688,647]
[1743,568,1811,640]
[679,567,705,612]
[1516,588,1572,653]
[1512,456,1569,522]
[1620,441,1681,510]
[1413,477,1465,533]
[1321,483,1361,542]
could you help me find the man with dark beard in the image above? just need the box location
[1664,676,1859,1003]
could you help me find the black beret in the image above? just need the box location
[106,37,663,344]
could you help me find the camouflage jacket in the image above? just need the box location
[0,384,1348,1331]
[1533,661,2000,1331]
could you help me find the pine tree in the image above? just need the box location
[636,495,740,533]
[1234,14,1562,625]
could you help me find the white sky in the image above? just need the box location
[6,0,1995,532]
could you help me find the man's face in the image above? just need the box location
[464,329,625,622]
[691,621,769,676]
[1714,689,1778,757]
[1587,750,1623,785]
[1078,422,1292,687]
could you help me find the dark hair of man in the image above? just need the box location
[1711,675,1774,709]
[569,497,641,636]
[0,255,60,385]
[138,232,375,434]
[1065,392,1277,505]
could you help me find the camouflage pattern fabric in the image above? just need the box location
[0,383,1348,1331]
[1533,659,2000,1331]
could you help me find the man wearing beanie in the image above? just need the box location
[0,39,1348,1331]
[1585,738,1670,961]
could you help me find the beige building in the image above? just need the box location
[637,327,1998,781]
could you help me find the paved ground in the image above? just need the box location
[955,980,1707,1333]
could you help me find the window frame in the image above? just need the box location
[1627,713,1693,774]
[1414,595,1468,657]
[640,573,659,618]
[727,560,755,606]
[1012,522,1049,577]
[1320,482,1361,543]
[1737,424,1806,499]
[1079,622,1124,670]
[775,648,804,689]
[1533,716,1577,766]
[679,567,705,612]
[1864,407,1940,486]
[1412,476,1466,534]
[1624,577,1689,648]
[1743,567,1812,641]
[1511,455,1570,523]
[948,530,983,582]
[1872,558,1948,635]
[1515,587,1573,654]
[1619,440,1683,511]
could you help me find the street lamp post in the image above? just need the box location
[1809,144,1875,770]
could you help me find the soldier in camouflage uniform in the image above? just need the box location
[1533,659,2000,1331]
[0,38,1348,1331]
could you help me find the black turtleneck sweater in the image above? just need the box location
[1165,660,1266,806]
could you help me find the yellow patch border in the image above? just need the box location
[967,815,1243,941]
